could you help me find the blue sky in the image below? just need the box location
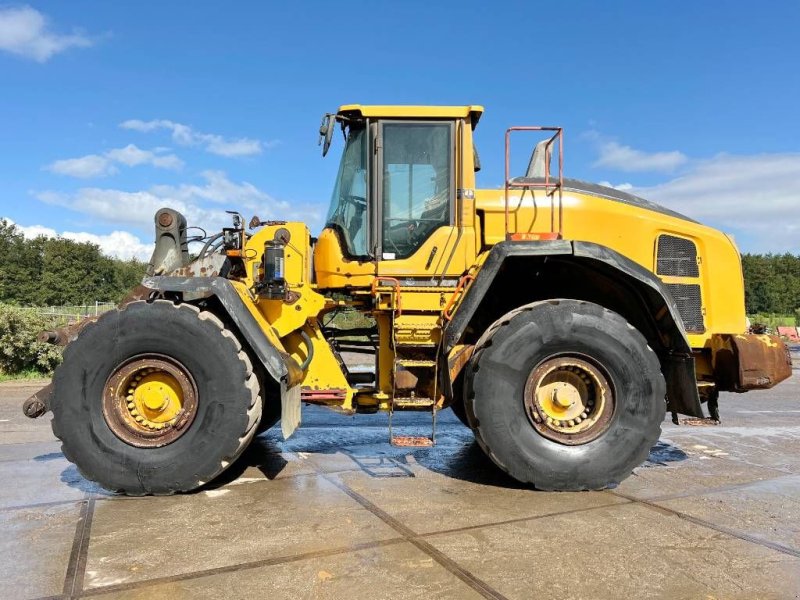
[1,1,799,258]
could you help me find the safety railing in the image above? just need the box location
[504,126,564,241]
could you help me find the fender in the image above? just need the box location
[142,275,304,436]
[442,240,704,418]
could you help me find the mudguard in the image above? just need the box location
[142,276,303,437]
[442,240,704,418]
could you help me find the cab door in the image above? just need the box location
[373,120,473,282]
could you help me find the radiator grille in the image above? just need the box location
[656,235,699,277]
[665,283,705,332]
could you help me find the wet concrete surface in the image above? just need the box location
[1,362,799,600]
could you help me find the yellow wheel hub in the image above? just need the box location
[524,357,615,445]
[126,370,184,429]
[536,369,592,426]
[103,355,199,447]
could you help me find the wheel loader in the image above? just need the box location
[24,104,792,495]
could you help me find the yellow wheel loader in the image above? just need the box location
[24,105,792,494]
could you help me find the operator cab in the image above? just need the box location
[318,105,483,279]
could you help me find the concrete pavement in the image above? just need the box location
[1,363,799,600]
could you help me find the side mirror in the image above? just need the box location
[318,113,335,157]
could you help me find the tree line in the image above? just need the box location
[0,219,798,316]
[741,253,800,318]
[0,219,145,306]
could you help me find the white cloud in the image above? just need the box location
[633,153,800,253]
[597,181,633,191]
[33,171,309,236]
[120,119,272,157]
[0,5,92,62]
[150,170,281,207]
[10,221,152,261]
[594,140,687,173]
[205,138,263,157]
[47,154,116,178]
[106,144,183,169]
[60,230,152,261]
[46,144,183,178]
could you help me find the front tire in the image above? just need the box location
[464,300,665,490]
[51,300,262,495]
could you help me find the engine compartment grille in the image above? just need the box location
[665,283,705,333]
[656,235,699,277]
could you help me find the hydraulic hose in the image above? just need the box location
[198,232,223,260]
[298,330,314,371]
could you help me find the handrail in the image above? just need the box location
[443,274,475,321]
[504,126,564,241]
[370,276,402,316]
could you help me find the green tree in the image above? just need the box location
[0,219,147,306]
[741,252,800,317]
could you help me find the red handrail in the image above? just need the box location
[504,126,564,241]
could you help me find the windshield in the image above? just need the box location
[325,125,369,257]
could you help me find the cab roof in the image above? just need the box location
[337,104,484,127]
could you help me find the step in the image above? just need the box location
[395,359,437,368]
[391,435,434,447]
[393,396,435,410]
[395,342,438,349]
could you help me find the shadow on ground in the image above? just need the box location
[55,406,691,495]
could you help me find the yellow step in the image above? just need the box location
[393,396,435,409]
[396,359,437,368]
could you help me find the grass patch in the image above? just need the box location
[748,313,797,328]
[326,309,376,331]
[0,368,51,383]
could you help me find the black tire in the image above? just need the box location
[450,397,471,428]
[50,300,262,495]
[464,299,665,491]
[255,377,281,433]
[448,368,471,427]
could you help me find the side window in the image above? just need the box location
[381,123,451,259]
[325,126,369,257]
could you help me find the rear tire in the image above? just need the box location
[449,372,471,427]
[450,397,471,428]
[50,300,263,495]
[465,300,665,490]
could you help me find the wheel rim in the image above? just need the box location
[523,356,614,445]
[102,355,198,448]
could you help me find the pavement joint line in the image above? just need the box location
[76,537,407,597]
[0,498,87,514]
[419,496,633,539]
[633,472,800,503]
[320,471,510,600]
[62,496,95,599]
[0,456,62,464]
[0,462,397,515]
[611,491,800,559]
[655,447,798,477]
[7,443,799,595]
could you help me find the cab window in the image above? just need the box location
[381,122,451,259]
[325,125,369,257]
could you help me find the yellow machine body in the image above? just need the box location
[208,104,788,425]
[35,103,793,495]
